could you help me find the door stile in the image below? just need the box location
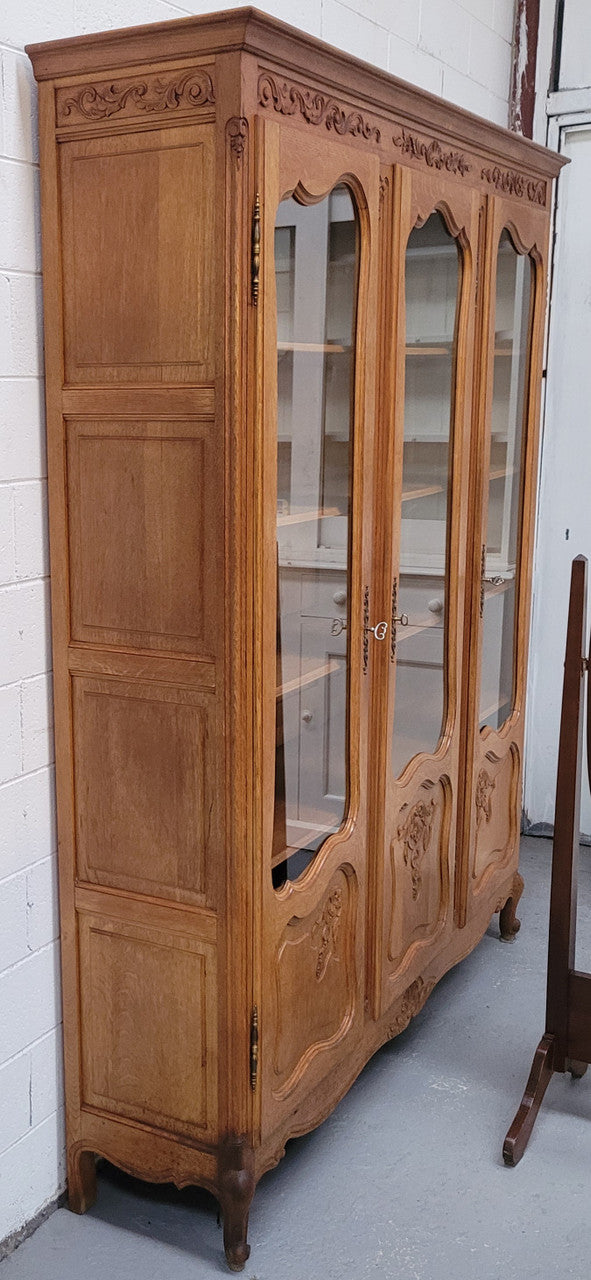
[254,118,381,1145]
[378,168,478,1014]
[457,195,549,926]
[366,162,410,1020]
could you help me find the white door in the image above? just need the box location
[526,115,591,837]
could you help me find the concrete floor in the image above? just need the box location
[3,835,591,1280]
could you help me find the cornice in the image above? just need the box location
[26,5,565,181]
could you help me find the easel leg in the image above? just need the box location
[499,871,524,942]
[503,1034,555,1166]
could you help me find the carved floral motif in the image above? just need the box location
[475,768,496,827]
[398,798,436,900]
[481,165,545,205]
[227,116,248,162]
[312,888,343,980]
[392,128,471,176]
[57,68,215,124]
[258,72,381,142]
[388,976,436,1037]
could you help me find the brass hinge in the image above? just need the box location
[250,1005,259,1091]
[251,193,261,306]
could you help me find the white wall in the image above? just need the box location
[0,0,516,1249]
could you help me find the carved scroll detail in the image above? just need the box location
[481,165,545,205]
[312,888,343,981]
[398,798,436,900]
[227,116,248,162]
[392,128,471,176]
[475,768,496,827]
[258,72,381,142]
[388,976,436,1037]
[57,68,215,124]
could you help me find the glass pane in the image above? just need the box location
[391,212,460,778]
[272,186,358,887]
[479,231,533,731]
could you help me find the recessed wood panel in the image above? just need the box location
[472,745,520,891]
[73,676,217,905]
[79,911,217,1139]
[386,775,452,987]
[60,125,215,383]
[67,419,220,654]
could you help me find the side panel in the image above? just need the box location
[39,68,225,1175]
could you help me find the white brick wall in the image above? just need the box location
[0,0,517,1249]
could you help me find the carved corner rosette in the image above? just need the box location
[387,976,436,1038]
[227,116,248,163]
[475,768,495,828]
[392,128,471,177]
[312,887,343,981]
[480,164,546,206]
[397,797,437,900]
[258,72,381,143]
[57,67,215,125]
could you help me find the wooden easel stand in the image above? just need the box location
[503,554,591,1165]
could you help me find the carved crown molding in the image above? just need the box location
[312,887,343,981]
[481,164,545,206]
[56,67,215,125]
[258,72,381,143]
[393,128,471,177]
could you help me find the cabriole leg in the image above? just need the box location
[499,870,525,942]
[218,1136,255,1272]
[67,1147,97,1214]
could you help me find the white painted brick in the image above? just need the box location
[21,673,54,773]
[389,34,444,97]
[73,0,199,37]
[0,50,39,166]
[0,942,61,1067]
[0,161,41,274]
[0,766,56,883]
[492,0,516,40]
[339,0,420,47]
[322,0,389,70]
[0,484,15,585]
[456,0,496,26]
[0,1052,31,1156]
[30,1029,64,1128]
[487,91,510,129]
[469,17,512,96]
[419,0,472,75]
[0,1108,65,1243]
[2,0,76,50]
[0,379,46,483]
[13,479,49,580]
[0,272,44,379]
[0,683,22,784]
[27,855,60,953]
[442,65,498,121]
[0,579,51,685]
[0,871,28,971]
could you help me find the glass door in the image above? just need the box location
[376,169,478,1016]
[461,198,548,921]
[257,120,380,1138]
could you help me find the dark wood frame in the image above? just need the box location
[504,554,591,1165]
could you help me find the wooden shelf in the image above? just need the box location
[276,658,340,699]
[401,483,443,502]
[405,344,450,356]
[271,817,339,868]
[277,341,348,353]
[480,693,511,723]
[277,506,340,527]
[489,466,516,482]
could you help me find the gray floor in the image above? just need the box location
[3,835,591,1280]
